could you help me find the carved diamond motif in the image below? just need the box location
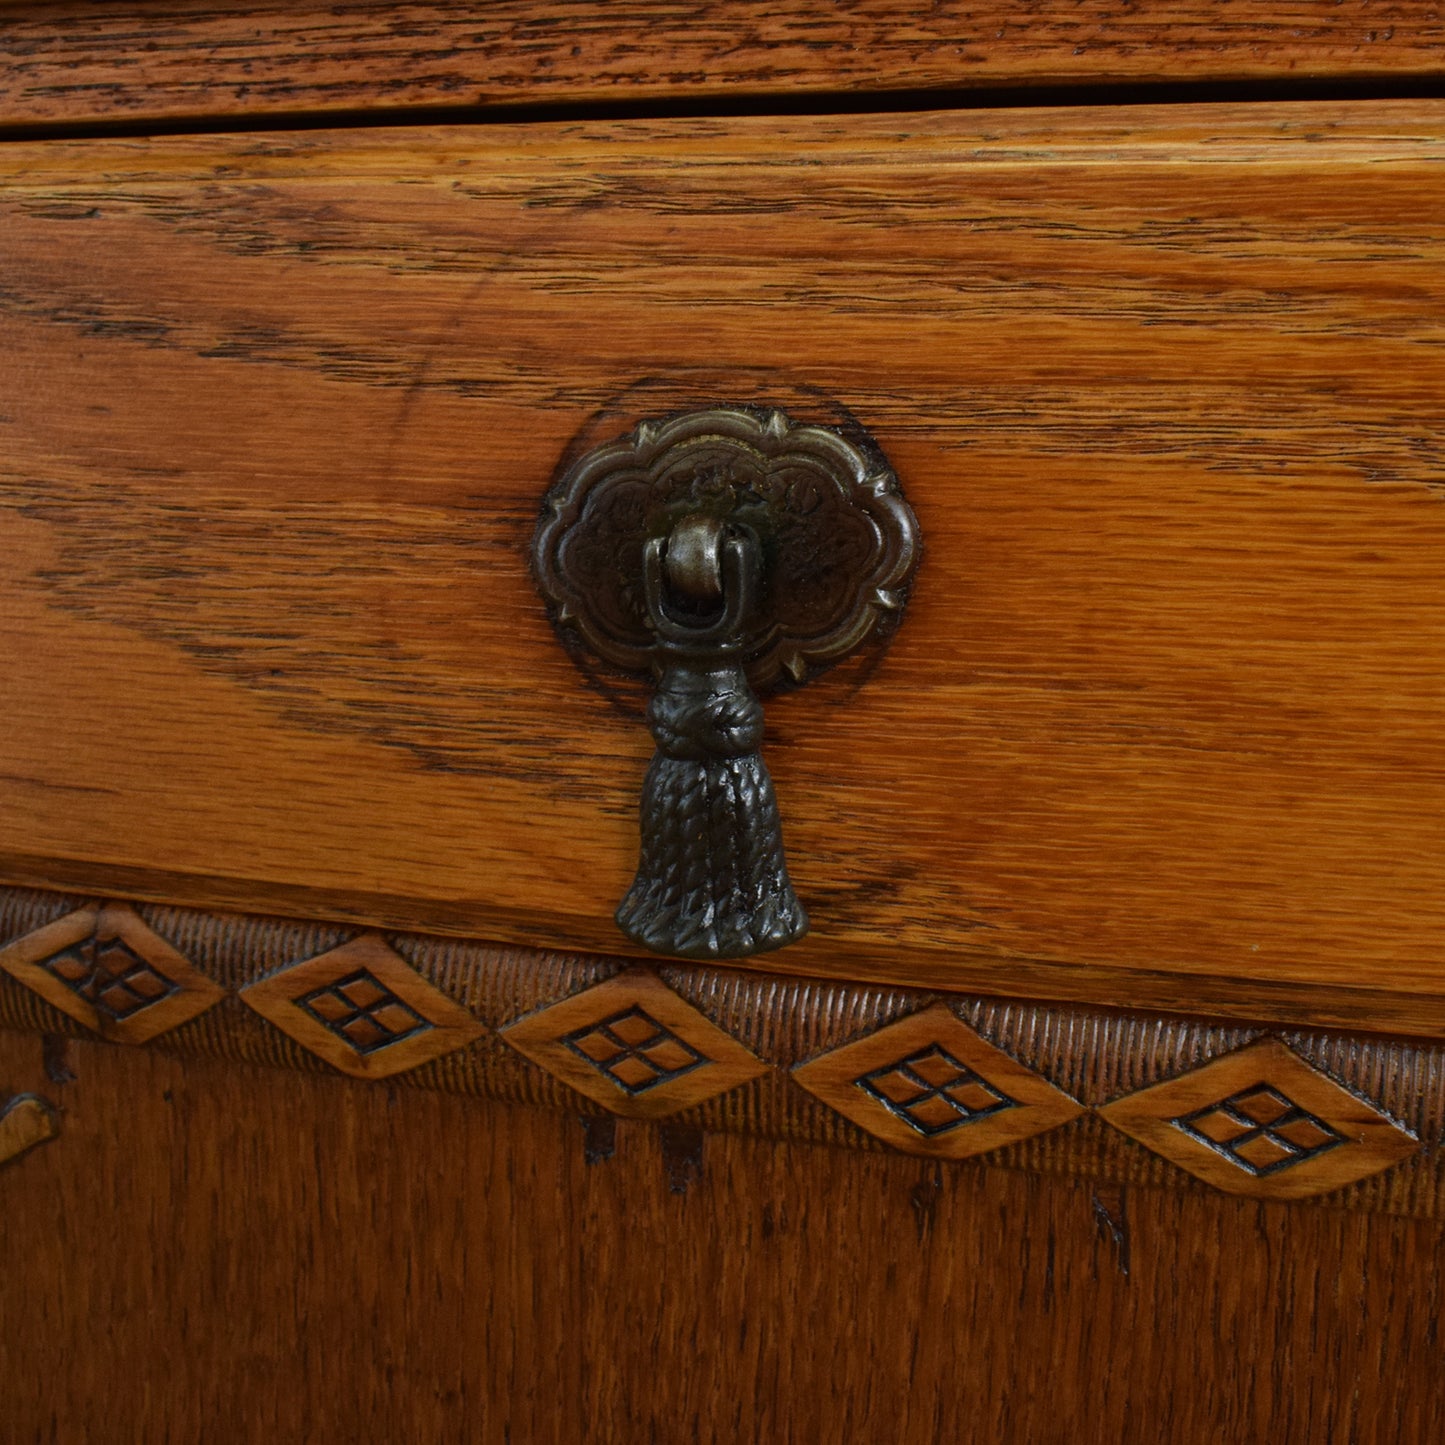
[857,1044,1018,1137]
[295,970,432,1054]
[561,1005,707,1094]
[0,902,224,1043]
[1174,1085,1346,1177]
[1098,1039,1418,1200]
[240,933,483,1080]
[44,933,178,1021]
[794,1003,1083,1159]
[501,968,767,1118]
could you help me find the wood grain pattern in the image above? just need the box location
[6,107,1445,1028]
[2,2,1444,130]
[1,1024,1441,1442]
[0,887,1440,1214]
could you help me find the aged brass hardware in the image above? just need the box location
[533,406,918,960]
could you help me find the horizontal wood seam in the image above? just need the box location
[7,76,1445,147]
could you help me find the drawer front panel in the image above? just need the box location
[4,105,1445,1028]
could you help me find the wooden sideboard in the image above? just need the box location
[2,6,1444,1440]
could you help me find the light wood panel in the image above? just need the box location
[5,106,1445,1026]
[2,2,1444,130]
[1,1026,1441,1441]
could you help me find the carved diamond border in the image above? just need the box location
[241,933,485,1080]
[501,968,769,1119]
[793,1002,1085,1159]
[1097,1038,1419,1200]
[0,901,224,1044]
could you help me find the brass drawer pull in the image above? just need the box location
[534,407,918,959]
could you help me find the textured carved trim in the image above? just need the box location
[0,886,1442,1216]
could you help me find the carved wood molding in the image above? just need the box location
[1,885,1441,1217]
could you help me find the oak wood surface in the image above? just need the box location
[5,105,1445,1028]
[3,2,1445,132]
[0,1024,1440,1442]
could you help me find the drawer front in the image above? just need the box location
[3,104,1445,1030]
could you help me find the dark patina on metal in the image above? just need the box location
[533,406,918,961]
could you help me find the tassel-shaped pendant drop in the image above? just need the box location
[616,516,807,958]
[533,406,919,961]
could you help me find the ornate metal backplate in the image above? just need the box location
[533,406,918,689]
[533,405,919,960]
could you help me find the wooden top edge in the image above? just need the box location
[1,2,1443,130]
[4,99,1445,180]
[2,858,1442,1041]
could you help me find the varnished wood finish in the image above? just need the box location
[5,108,1445,1029]
[0,1024,1440,1442]
[2,2,1444,131]
[0,887,1440,1214]
[0,1091,57,1167]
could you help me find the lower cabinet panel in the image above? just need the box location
[0,1026,1439,1442]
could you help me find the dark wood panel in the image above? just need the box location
[2,2,1444,131]
[5,108,1445,1027]
[0,1025,1440,1441]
